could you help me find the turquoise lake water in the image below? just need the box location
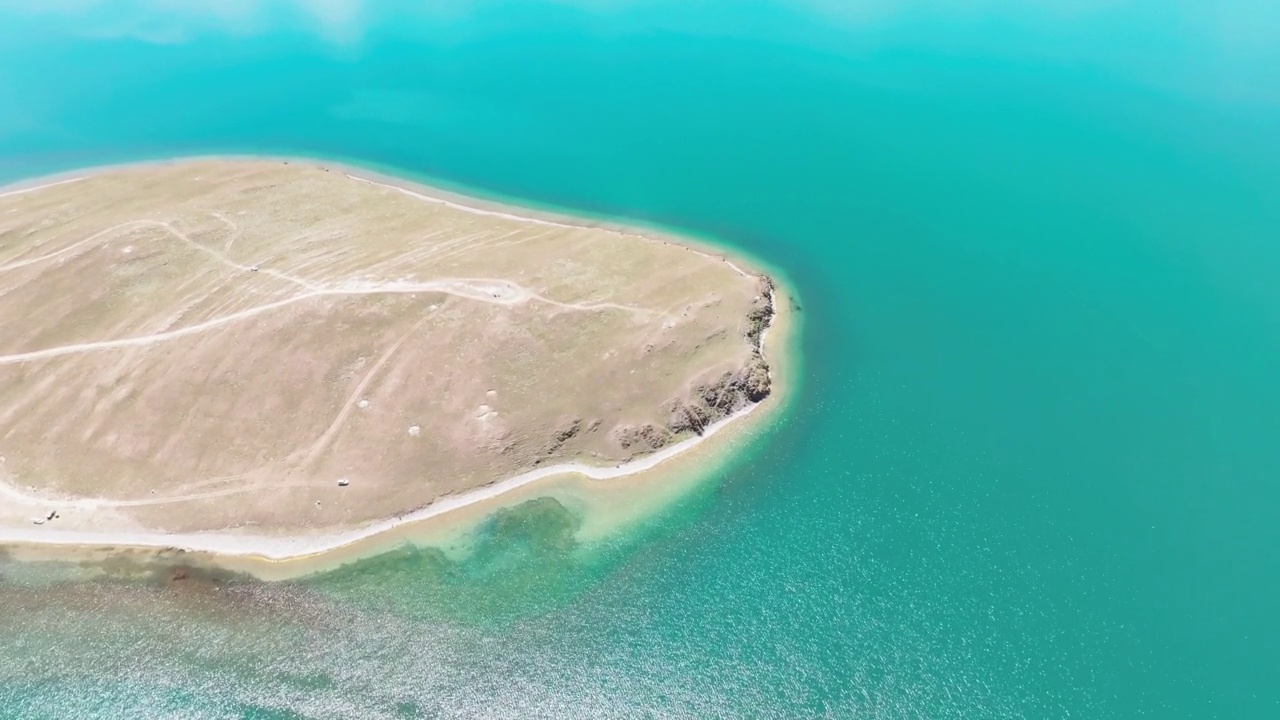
[1,1,1279,717]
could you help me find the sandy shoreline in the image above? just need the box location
[0,156,800,576]
[0,403,757,561]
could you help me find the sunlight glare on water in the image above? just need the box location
[1,0,1279,717]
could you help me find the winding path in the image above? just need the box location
[0,280,655,366]
[0,214,660,367]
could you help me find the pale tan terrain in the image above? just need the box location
[0,159,775,537]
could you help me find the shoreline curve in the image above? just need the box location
[0,155,801,578]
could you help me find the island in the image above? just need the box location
[0,159,786,569]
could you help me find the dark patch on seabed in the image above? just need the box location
[305,496,627,622]
[0,493,682,629]
[0,545,250,589]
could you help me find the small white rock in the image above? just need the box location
[407,425,421,437]
[357,399,370,410]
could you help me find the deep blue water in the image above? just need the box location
[1,1,1278,717]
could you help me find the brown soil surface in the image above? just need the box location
[0,159,772,534]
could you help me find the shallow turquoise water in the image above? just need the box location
[1,2,1279,718]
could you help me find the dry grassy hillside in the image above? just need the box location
[0,160,773,534]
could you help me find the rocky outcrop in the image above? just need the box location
[744,275,775,349]
[664,351,770,436]
[529,418,602,465]
[611,423,674,452]
[612,274,776,452]
[549,419,583,452]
